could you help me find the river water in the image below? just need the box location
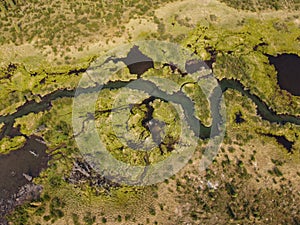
[0,136,48,200]
[0,135,49,222]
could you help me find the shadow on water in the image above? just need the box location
[268,54,300,96]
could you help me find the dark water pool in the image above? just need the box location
[235,111,245,124]
[265,133,294,153]
[0,135,49,201]
[121,45,154,76]
[268,54,300,96]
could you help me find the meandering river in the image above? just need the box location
[0,49,299,221]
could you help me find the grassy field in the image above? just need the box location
[0,0,175,64]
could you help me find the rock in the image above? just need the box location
[66,159,120,191]
[22,173,32,181]
[0,184,43,223]
[29,150,39,157]
[30,202,42,207]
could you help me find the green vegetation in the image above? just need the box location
[1,0,300,224]
[219,0,300,11]
[83,212,96,225]
[184,18,300,116]
[0,136,26,154]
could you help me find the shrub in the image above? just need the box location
[117,215,122,222]
[149,206,156,216]
[83,212,96,225]
[43,215,51,221]
[273,166,283,177]
[72,213,80,225]
[102,217,107,223]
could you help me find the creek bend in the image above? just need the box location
[1,78,300,137]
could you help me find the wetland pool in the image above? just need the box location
[268,54,300,96]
